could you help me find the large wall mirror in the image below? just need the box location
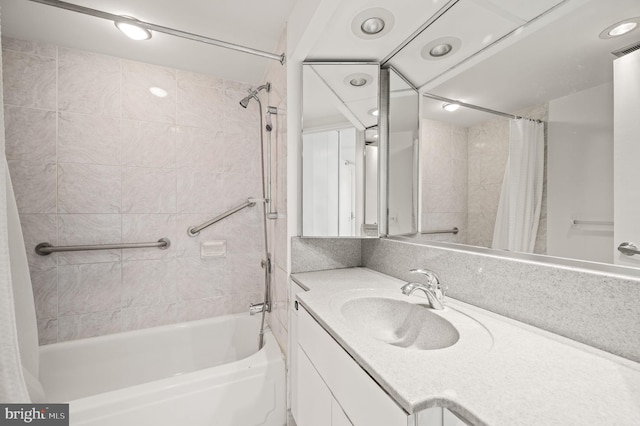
[301,63,379,237]
[383,0,640,274]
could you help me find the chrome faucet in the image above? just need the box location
[401,268,446,310]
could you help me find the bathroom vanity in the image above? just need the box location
[290,268,640,426]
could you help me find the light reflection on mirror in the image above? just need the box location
[301,63,379,237]
[386,0,640,272]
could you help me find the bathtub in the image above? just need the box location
[38,313,286,426]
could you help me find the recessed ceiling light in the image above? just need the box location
[600,18,640,39]
[344,73,372,88]
[609,22,637,36]
[368,108,379,116]
[350,77,368,87]
[351,8,395,40]
[421,37,462,60]
[429,44,452,58]
[114,16,152,41]
[149,86,168,98]
[361,17,385,35]
[442,103,460,112]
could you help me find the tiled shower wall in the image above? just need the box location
[418,105,548,252]
[2,36,267,344]
[420,118,468,244]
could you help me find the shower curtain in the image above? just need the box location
[0,8,32,402]
[492,118,545,252]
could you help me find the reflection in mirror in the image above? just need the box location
[301,63,379,237]
[387,0,640,273]
[386,67,419,236]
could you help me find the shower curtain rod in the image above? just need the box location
[27,0,286,64]
[422,93,542,123]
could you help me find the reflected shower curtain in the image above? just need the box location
[492,119,545,252]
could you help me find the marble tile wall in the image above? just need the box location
[420,118,468,244]
[3,36,266,344]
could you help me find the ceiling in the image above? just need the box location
[2,0,639,123]
[420,0,640,127]
[304,0,640,128]
[0,0,295,84]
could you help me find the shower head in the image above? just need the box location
[239,83,271,108]
[239,93,256,108]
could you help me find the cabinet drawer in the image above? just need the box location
[298,306,411,426]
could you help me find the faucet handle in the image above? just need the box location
[410,268,440,284]
[410,268,446,297]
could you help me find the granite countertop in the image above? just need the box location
[291,267,640,426]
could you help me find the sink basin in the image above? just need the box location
[340,297,460,350]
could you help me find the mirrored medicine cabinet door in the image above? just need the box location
[301,62,380,237]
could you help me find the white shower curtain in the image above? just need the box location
[492,118,545,252]
[0,6,33,402]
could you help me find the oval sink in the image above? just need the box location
[340,297,460,350]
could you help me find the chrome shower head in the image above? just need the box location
[239,83,271,108]
[239,94,255,108]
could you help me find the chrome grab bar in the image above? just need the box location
[618,242,640,256]
[421,227,459,235]
[187,198,264,237]
[572,219,613,226]
[36,238,170,256]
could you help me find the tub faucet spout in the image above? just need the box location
[249,302,269,315]
[401,268,446,310]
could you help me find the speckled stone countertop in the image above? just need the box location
[292,267,640,426]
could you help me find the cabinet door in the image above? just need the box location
[298,346,332,426]
[290,281,306,422]
[332,398,353,426]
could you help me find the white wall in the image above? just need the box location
[613,51,640,268]
[547,82,613,264]
[302,131,339,235]
[388,130,417,235]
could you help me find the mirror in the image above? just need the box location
[384,0,640,273]
[302,63,379,237]
[385,67,419,236]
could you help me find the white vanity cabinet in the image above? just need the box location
[289,280,307,422]
[296,304,470,426]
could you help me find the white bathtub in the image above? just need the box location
[39,313,286,426]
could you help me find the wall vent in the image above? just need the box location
[612,40,640,58]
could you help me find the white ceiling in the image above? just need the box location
[421,0,640,127]
[3,0,640,126]
[303,63,379,131]
[0,0,295,84]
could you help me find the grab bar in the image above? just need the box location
[421,227,459,235]
[187,198,263,237]
[36,238,171,256]
[572,219,613,226]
